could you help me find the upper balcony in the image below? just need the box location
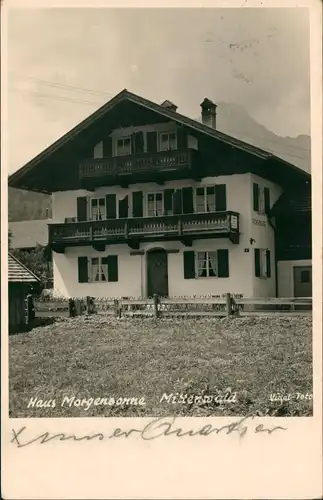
[79,148,200,187]
[49,211,240,252]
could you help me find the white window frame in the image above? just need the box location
[89,257,108,283]
[256,186,265,214]
[259,248,269,278]
[195,186,216,213]
[159,131,177,152]
[90,197,106,221]
[146,191,164,217]
[196,251,218,278]
[116,136,132,156]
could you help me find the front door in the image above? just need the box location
[147,249,169,297]
[293,266,312,297]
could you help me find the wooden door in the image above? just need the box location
[293,266,312,297]
[147,249,168,297]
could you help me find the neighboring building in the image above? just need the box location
[8,89,311,298]
[8,252,40,333]
[9,219,49,251]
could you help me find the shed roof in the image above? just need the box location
[8,253,41,283]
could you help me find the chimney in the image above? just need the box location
[46,208,49,219]
[200,98,217,129]
[161,100,178,112]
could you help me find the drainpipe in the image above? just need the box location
[268,216,278,298]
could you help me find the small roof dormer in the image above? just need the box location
[161,100,178,112]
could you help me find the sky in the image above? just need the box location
[6,7,310,174]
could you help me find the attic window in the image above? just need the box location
[117,137,131,156]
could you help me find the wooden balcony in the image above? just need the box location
[79,149,199,186]
[49,211,240,252]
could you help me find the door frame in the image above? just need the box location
[146,247,169,297]
[293,265,312,297]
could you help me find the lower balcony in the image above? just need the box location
[49,211,240,252]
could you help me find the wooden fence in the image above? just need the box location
[34,294,312,319]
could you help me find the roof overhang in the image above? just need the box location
[8,89,311,194]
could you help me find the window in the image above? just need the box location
[196,251,217,277]
[91,198,105,221]
[147,192,164,217]
[159,131,177,151]
[91,257,108,282]
[117,137,131,156]
[195,186,216,213]
[254,248,271,278]
[253,183,270,214]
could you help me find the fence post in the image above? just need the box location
[86,296,91,315]
[114,299,120,318]
[68,298,76,317]
[226,293,233,317]
[153,294,159,318]
[25,294,33,329]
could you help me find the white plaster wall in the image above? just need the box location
[51,173,284,298]
[277,259,312,297]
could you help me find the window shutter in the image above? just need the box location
[77,197,88,222]
[133,131,144,154]
[147,131,157,153]
[182,187,194,214]
[253,183,259,212]
[264,187,270,214]
[118,195,128,219]
[254,249,261,277]
[215,184,227,212]
[173,189,183,215]
[107,255,118,282]
[78,257,88,283]
[102,136,113,157]
[183,251,195,279]
[132,191,143,217]
[177,127,187,149]
[217,249,229,278]
[164,189,174,215]
[106,194,116,219]
[266,249,271,278]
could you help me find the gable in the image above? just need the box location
[8,253,41,283]
[8,89,310,194]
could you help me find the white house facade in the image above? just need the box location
[9,90,312,299]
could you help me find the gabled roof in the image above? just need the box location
[8,88,310,193]
[8,253,41,283]
[9,220,49,249]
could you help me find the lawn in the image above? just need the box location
[9,315,313,417]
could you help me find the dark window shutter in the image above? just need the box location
[78,257,88,283]
[147,131,157,153]
[253,183,259,212]
[132,191,143,217]
[264,187,270,214]
[118,195,128,219]
[215,184,227,212]
[217,249,229,278]
[254,249,261,277]
[107,255,118,282]
[183,251,195,279]
[106,194,116,219]
[173,189,183,215]
[266,250,271,278]
[103,136,113,157]
[177,127,187,149]
[182,187,194,214]
[164,189,174,215]
[77,197,88,222]
[133,131,144,154]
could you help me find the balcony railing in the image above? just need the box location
[49,211,240,247]
[79,149,195,180]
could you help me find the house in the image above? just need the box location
[8,252,40,333]
[8,89,311,299]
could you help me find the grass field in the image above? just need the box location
[9,315,312,417]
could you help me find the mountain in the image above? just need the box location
[8,102,310,222]
[213,102,311,173]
